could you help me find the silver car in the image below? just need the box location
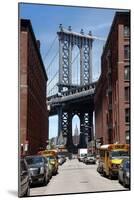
[25,155,49,186]
[19,158,30,197]
[118,158,130,188]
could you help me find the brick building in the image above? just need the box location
[20,19,48,155]
[94,12,130,145]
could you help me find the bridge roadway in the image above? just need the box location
[30,158,127,196]
[47,82,97,116]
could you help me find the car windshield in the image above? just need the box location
[110,151,128,158]
[81,154,87,157]
[26,157,44,165]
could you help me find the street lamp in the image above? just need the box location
[46,140,51,150]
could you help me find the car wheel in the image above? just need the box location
[118,175,121,184]
[43,175,47,186]
[103,170,106,177]
[108,170,113,180]
[97,167,99,172]
[24,185,30,197]
[123,175,128,188]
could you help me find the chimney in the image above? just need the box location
[36,40,40,49]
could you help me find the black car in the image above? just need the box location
[25,155,49,186]
[19,158,30,197]
[118,158,130,188]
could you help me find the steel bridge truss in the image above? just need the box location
[49,25,95,152]
[57,25,93,92]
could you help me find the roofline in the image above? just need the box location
[102,11,130,58]
[20,19,48,81]
[57,28,106,41]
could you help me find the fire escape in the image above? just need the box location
[106,50,113,144]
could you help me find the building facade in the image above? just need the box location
[73,124,79,145]
[20,19,48,155]
[95,12,130,145]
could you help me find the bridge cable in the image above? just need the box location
[71,51,80,85]
[48,46,80,96]
[77,55,79,85]
[47,84,58,96]
[47,70,59,87]
[71,51,80,65]
[44,35,58,60]
[46,50,59,72]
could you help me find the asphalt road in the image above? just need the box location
[30,158,127,196]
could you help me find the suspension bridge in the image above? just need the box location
[45,24,105,152]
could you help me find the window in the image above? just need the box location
[124,87,130,101]
[125,108,130,123]
[124,66,130,80]
[124,26,130,37]
[109,93,112,104]
[110,151,128,158]
[124,45,130,59]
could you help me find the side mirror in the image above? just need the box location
[119,165,123,170]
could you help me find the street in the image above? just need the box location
[30,158,127,196]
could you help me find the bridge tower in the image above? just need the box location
[57,25,94,152]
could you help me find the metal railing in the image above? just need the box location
[47,81,97,106]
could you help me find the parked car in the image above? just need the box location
[19,158,30,197]
[58,155,66,165]
[118,158,130,188]
[25,155,49,186]
[84,154,96,164]
[97,160,103,174]
[37,150,59,176]
[45,156,54,179]
[49,155,59,175]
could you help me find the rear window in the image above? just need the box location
[81,154,87,157]
[26,157,44,165]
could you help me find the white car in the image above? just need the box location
[84,154,96,164]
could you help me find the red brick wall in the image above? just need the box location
[20,20,48,155]
[27,28,48,155]
[95,12,130,145]
[117,24,125,143]
[20,31,28,150]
